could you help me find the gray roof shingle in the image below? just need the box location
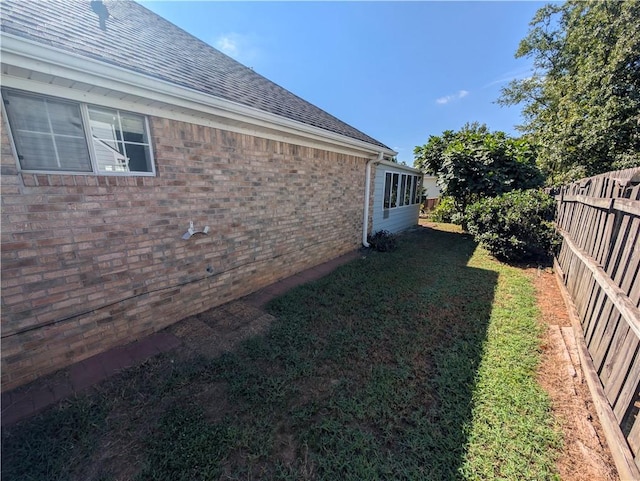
[0,0,390,150]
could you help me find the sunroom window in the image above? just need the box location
[2,89,154,175]
[383,172,422,209]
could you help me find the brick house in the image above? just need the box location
[0,0,421,390]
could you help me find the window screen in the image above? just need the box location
[3,91,92,172]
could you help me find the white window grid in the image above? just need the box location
[2,89,156,177]
[383,171,422,210]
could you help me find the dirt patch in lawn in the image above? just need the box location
[532,267,618,481]
[169,301,276,359]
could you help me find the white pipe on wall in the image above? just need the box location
[362,152,384,247]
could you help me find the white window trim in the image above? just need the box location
[383,171,422,210]
[1,89,156,177]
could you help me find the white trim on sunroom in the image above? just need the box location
[371,163,422,234]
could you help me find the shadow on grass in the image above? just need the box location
[1,225,499,481]
[256,225,499,480]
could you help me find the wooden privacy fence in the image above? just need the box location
[554,167,640,479]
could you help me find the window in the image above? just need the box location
[3,89,154,175]
[383,172,422,209]
[412,175,421,204]
[399,174,407,206]
[390,173,399,208]
[383,172,392,209]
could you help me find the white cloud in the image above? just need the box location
[215,35,240,57]
[435,90,469,105]
[213,33,261,65]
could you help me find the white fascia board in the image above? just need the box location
[1,34,396,159]
[2,74,381,159]
[377,159,422,174]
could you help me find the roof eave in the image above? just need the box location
[376,159,422,174]
[1,33,396,159]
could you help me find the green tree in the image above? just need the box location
[414,122,489,175]
[413,124,543,221]
[499,0,640,184]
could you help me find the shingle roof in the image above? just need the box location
[0,0,390,150]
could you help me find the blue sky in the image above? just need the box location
[141,1,548,165]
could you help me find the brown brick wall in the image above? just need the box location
[1,113,369,391]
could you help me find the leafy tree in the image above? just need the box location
[413,123,543,221]
[414,122,489,175]
[499,1,640,184]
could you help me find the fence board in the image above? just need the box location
[628,402,640,454]
[606,215,631,280]
[584,278,604,345]
[602,325,637,418]
[585,289,607,349]
[555,167,640,477]
[591,308,620,372]
[597,207,616,265]
[594,207,608,262]
[612,344,640,423]
[623,218,640,300]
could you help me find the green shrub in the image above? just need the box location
[367,230,397,252]
[465,189,560,262]
[429,196,459,224]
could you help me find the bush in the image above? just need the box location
[429,196,459,224]
[465,189,560,262]
[367,230,398,252]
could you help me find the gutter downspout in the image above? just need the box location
[362,152,384,247]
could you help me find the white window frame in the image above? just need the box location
[2,89,156,177]
[383,171,422,210]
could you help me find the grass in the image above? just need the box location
[1,223,562,480]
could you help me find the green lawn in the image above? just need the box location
[1,223,561,481]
